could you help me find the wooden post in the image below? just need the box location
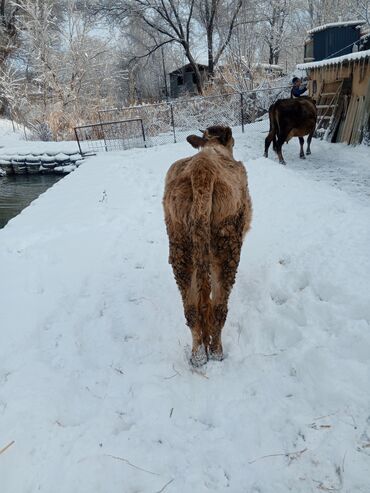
[170,103,176,142]
[240,93,245,133]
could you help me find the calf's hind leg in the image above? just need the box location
[168,231,207,366]
[209,262,231,360]
[209,213,244,360]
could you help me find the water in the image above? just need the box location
[0,174,63,229]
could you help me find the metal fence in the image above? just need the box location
[75,86,290,154]
[74,118,146,155]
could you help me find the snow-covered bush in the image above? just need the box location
[27,121,53,142]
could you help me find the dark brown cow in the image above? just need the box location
[264,97,317,165]
[163,126,252,366]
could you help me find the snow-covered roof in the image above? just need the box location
[253,63,284,71]
[169,62,208,75]
[308,20,366,34]
[297,49,370,69]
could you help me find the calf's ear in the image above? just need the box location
[187,135,205,148]
[221,127,232,145]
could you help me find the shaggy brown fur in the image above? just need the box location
[264,97,317,165]
[163,126,252,366]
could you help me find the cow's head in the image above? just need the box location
[186,126,234,153]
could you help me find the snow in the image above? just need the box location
[253,63,284,71]
[360,32,370,40]
[0,118,81,156]
[0,121,83,174]
[1,125,370,492]
[297,49,370,69]
[0,140,81,156]
[0,119,25,148]
[307,20,366,34]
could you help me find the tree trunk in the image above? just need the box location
[269,45,274,65]
[185,48,204,95]
[207,25,214,76]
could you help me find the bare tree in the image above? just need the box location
[195,0,243,76]
[13,0,122,138]
[305,0,366,27]
[349,0,370,24]
[261,0,291,65]
[90,0,243,94]
[0,0,20,64]
[90,0,207,94]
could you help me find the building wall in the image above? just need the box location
[313,27,361,61]
[170,72,196,98]
[309,60,370,99]
[308,59,370,144]
[169,68,208,98]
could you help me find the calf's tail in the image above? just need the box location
[190,166,214,340]
[269,106,280,152]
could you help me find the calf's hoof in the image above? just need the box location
[279,160,286,165]
[190,344,208,367]
[209,349,224,361]
[263,152,268,158]
[306,150,311,155]
[300,154,306,159]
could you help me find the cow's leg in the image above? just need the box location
[187,270,209,366]
[209,211,245,360]
[264,131,274,158]
[275,136,286,165]
[209,263,230,360]
[169,232,207,366]
[306,130,314,155]
[299,137,305,159]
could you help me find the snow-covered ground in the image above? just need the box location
[0,119,25,148]
[0,128,370,493]
[0,118,81,155]
[246,121,370,205]
[0,119,83,175]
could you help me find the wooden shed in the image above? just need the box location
[169,63,209,98]
[297,50,370,145]
[304,20,366,63]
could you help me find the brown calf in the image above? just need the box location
[264,97,317,165]
[163,126,252,366]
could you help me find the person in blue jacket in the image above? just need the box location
[291,77,308,98]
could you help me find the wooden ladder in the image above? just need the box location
[315,80,343,139]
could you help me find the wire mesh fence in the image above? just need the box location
[74,118,146,155]
[99,103,173,147]
[171,93,245,139]
[76,86,290,154]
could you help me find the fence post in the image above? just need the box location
[100,123,108,152]
[240,93,245,133]
[170,103,176,143]
[140,119,147,148]
[74,128,83,155]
